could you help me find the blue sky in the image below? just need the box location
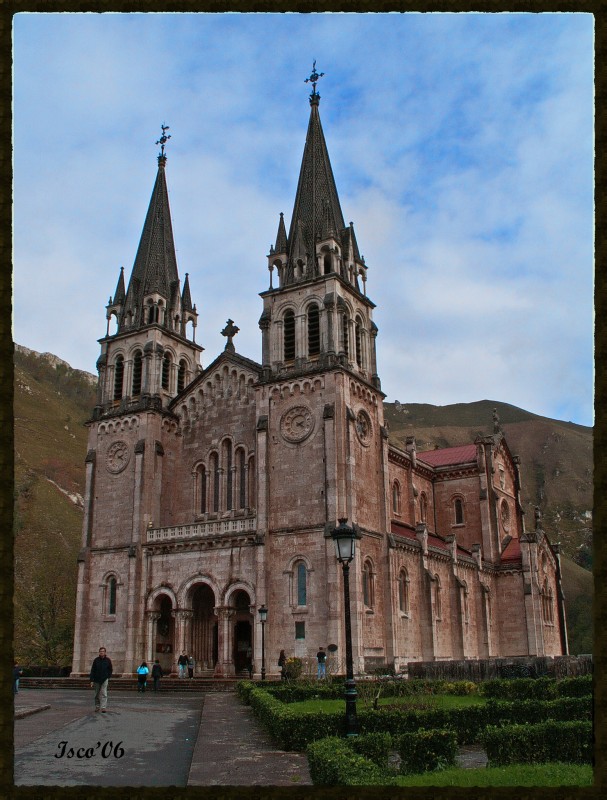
[12,12,594,426]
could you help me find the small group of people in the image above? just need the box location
[89,647,169,712]
[135,660,163,693]
[177,651,196,678]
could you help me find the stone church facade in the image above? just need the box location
[71,79,567,677]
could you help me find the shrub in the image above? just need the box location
[306,737,395,786]
[480,677,557,700]
[480,674,593,701]
[284,657,303,679]
[349,732,392,768]
[485,696,592,726]
[483,720,593,767]
[396,729,458,774]
[555,674,593,698]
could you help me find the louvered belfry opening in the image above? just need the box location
[284,310,295,361]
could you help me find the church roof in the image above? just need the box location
[500,536,522,563]
[123,154,180,317]
[417,444,478,468]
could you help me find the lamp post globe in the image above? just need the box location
[331,518,359,737]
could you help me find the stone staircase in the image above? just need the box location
[18,675,251,692]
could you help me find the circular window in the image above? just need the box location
[355,409,372,446]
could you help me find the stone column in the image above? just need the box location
[214,607,236,676]
[173,609,193,656]
[146,612,161,664]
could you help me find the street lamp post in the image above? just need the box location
[331,518,359,737]
[258,604,268,681]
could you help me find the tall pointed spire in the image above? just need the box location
[274,212,288,254]
[112,266,125,304]
[121,126,180,328]
[181,272,193,312]
[287,64,345,263]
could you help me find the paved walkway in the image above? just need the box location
[188,693,311,786]
[13,688,311,787]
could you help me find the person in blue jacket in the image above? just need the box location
[137,661,149,693]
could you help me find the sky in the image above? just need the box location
[12,12,594,427]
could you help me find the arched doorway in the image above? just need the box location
[154,594,175,674]
[191,584,218,669]
[231,590,253,673]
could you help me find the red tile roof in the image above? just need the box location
[500,536,522,563]
[390,520,417,540]
[417,444,478,468]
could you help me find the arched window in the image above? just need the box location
[132,350,142,396]
[362,560,374,608]
[284,310,295,361]
[162,353,171,391]
[210,452,219,513]
[307,304,320,356]
[295,561,307,606]
[454,497,464,525]
[500,500,510,533]
[248,455,255,509]
[177,359,187,393]
[398,568,409,614]
[433,575,442,620]
[107,576,117,615]
[224,440,233,512]
[392,481,401,515]
[148,303,159,324]
[542,578,554,624]
[355,320,363,367]
[323,253,332,274]
[341,314,349,359]
[198,464,207,514]
[420,492,428,523]
[113,355,124,400]
[237,448,246,509]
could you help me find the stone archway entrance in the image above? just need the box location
[151,594,175,674]
[232,590,253,673]
[191,584,218,670]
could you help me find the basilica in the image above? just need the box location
[71,73,567,677]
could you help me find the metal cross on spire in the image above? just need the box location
[156,124,171,157]
[305,60,325,98]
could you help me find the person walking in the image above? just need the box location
[316,647,327,679]
[137,661,149,692]
[278,649,287,681]
[187,655,195,679]
[177,651,188,679]
[89,647,113,713]
[151,660,163,692]
[13,662,23,695]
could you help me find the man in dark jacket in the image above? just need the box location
[89,647,113,713]
[151,660,163,692]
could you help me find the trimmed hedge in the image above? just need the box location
[483,720,593,766]
[349,732,392,768]
[396,729,458,774]
[480,674,592,701]
[306,737,395,786]
[239,685,592,751]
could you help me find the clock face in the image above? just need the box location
[355,410,372,446]
[281,406,314,443]
[106,440,130,474]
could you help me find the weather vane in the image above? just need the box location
[156,123,171,157]
[305,60,324,97]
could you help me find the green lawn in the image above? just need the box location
[287,693,485,713]
[395,762,593,787]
